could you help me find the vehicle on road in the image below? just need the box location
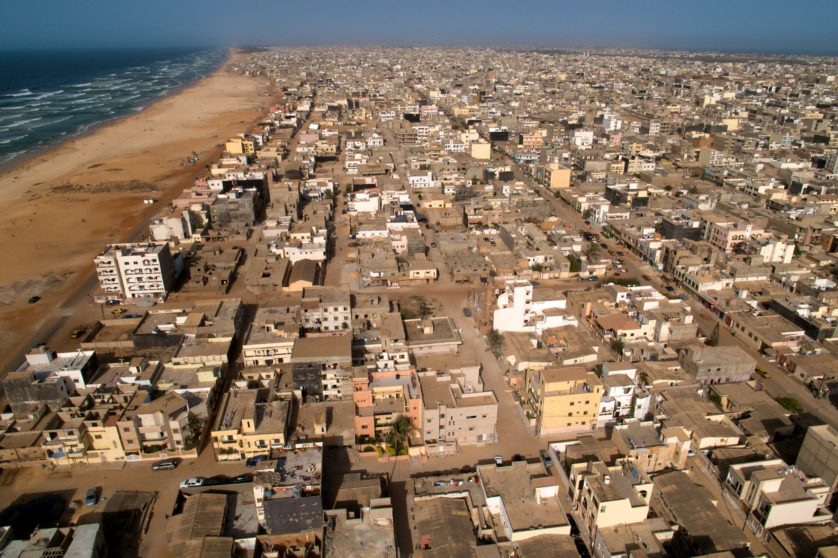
[540,450,553,468]
[232,473,254,484]
[179,477,204,489]
[246,455,268,467]
[430,242,437,248]
[616,251,624,256]
[587,276,599,282]
[756,367,770,378]
[462,308,472,317]
[151,458,181,471]
[494,456,503,466]
[105,299,121,306]
[599,243,608,249]
[70,327,86,339]
[664,285,675,292]
[204,475,232,486]
[27,296,40,304]
[85,488,98,506]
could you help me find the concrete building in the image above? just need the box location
[797,425,838,495]
[524,366,603,436]
[568,460,653,540]
[678,344,755,385]
[211,387,292,461]
[94,242,176,300]
[242,306,300,367]
[418,368,498,451]
[724,459,831,533]
[117,391,191,455]
[477,460,571,541]
[493,280,578,334]
[301,286,351,332]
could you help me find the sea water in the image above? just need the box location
[0,47,226,167]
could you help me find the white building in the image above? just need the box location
[573,130,594,150]
[347,190,382,214]
[94,242,176,300]
[493,280,578,334]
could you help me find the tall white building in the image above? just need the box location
[94,243,176,300]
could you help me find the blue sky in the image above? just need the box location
[1,0,836,54]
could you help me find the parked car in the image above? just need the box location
[70,327,86,339]
[616,251,625,256]
[587,276,599,281]
[151,458,181,471]
[494,456,503,466]
[232,473,254,484]
[599,243,608,249]
[179,477,205,489]
[540,450,553,469]
[85,488,98,506]
[246,455,268,467]
[105,299,121,306]
[27,296,40,304]
[756,367,770,378]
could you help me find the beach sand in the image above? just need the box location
[0,49,269,363]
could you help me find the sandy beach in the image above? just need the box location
[0,49,268,363]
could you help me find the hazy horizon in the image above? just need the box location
[2,0,838,56]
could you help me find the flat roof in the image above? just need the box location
[478,461,567,534]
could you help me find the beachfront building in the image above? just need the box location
[94,242,176,301]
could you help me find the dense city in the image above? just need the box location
[2,46,838,558]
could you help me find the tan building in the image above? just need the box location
[117,391,191,455]
[418,369,498,451]
[568,460,653,539]
[242,306,300,367]
[211,387,292,461]
[524,366,603,436]
[470,140,491,160]
[797,425,838,493]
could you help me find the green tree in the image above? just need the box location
[386,415,411,455]
[663,184,673,192]
[568,255,582,273]
[775,397,804,414]
[530,263,544,273]
[488,330,504,357]
[610,338,625,356]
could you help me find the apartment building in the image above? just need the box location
[353,366,422,441]
[524,366,603,436]
[211,387,292,461]
[301,286,351,332]
[117,391,191,455]
[242,306,301,366]
[493,280,578,334]
[568,460,653,539]
[724,459,831,532]
[418,369,498,450]
[94,242,176,300]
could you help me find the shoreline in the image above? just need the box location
[0,46,269,366]
[0,48,231,185]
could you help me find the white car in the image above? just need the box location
[180,477,204,489]
[494,456,503,466]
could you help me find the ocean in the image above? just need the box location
[0,47,226,167]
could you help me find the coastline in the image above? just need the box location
[0,49,229,178]
[0,47,269,365]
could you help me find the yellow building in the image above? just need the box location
[525,366,602,436]
[225,137,255,155]
[211,388,292,461]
